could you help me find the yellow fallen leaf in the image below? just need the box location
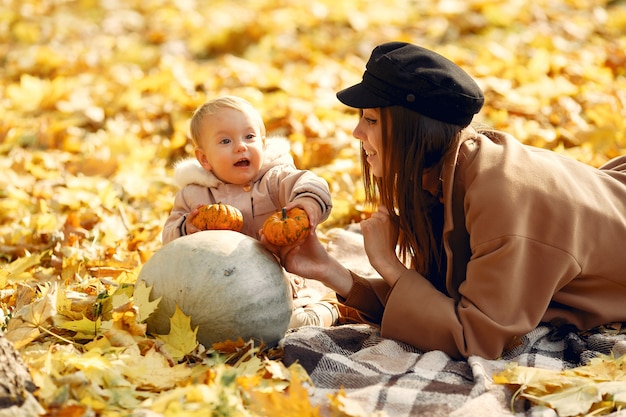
[104,326,142,347]
[494,353,626,416]
[248,367,322,417]
[133,280,161,323]
[120,345,194,390]
[523,384,602,417]
[140,380,246,416]
[97,283,134,321]
[71,347,123,387]
[327,387,388,417]
[155,305,198,361]
[111,309,147,338]
[0,269,8,288]
[56,315,103,339]
[5,284,57,349]
[3,250,48,283]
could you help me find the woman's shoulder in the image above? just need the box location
[460,127,559,171]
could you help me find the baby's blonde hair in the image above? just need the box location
[189,96,266,146]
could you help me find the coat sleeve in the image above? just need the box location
[377,237,580,359]
[161,189,191,244]
[161,185,217,244]
[338,272,389,325]
[264,166,333,222]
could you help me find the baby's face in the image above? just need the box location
[195,107,265,185]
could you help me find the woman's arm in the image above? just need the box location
[264,230,354,297]
[378,238,579,359]
[360,205,408,286]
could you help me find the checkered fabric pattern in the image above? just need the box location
[286,227,626,416]
[281,323,626,417]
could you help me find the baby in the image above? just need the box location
[162,95,338,328]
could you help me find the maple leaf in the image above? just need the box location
[55,315,111,340]
[2,250,48,283]
[44,404,87,417]
[133,280,161,323]
[71,347,125,388]
[138,378,250,416]
[110,308,147,338]
[569,352,626,381]
[0,269,8,288]
[120,345,194,390]
[155,305,198,362]
[248,367,322,417]
[524,384,602,417]
[494,354,626,416]
[95,283,135,321]
[56,287,81,320]
[213,337,247,354]
[5,283,57,349]
[250,360,313,394]
[104,326,143,348]
[327,387,389,417]
[493,362,565,391]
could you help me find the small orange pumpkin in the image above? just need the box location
[262,207,310,246]
[190,202,244,232]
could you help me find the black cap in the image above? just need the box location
[336,42,484,126]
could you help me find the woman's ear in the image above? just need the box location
[195,147,212,171]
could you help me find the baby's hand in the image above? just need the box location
[185,206,203,235]
[286,198,321,230]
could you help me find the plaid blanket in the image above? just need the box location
[282,323,626,417]
[282,228,626,416]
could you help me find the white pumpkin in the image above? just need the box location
[136,230,293,347]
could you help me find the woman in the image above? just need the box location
[264,41,626,359]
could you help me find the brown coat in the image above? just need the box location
[342,128,626,359]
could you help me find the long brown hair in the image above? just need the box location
[362,106,462,278]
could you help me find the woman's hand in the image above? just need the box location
[260,229,354,298]
[360,205,406,286]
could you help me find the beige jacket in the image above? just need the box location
[162,137,332,244]
[342,128,626,359]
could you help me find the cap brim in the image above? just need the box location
[336,82,393,109]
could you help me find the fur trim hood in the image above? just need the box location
[173,136,293,189]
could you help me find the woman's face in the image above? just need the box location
[353,108,383,177]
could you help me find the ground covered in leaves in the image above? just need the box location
[1,0,626,416]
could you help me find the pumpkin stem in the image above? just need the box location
[281,207,287,220]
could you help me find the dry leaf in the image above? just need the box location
[155,305,198,361]
[5,284,57,349]
[133,280,161,323]
[494,354,626,416]
[249,368,323,417]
